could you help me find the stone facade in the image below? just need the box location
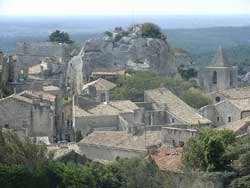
[161,127,197,147]
[198,47,238,93]
[0,95,55,143]
[16,42,71,81]
[199,99,250,127]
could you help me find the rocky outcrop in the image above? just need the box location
[79,24,177,78]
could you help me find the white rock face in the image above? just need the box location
[80,24,177,77]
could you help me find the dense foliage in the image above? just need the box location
[49,30,73,44]
[141,23,166,41]
[183,87,212,109]
[182,129,236,172]
[0,131,48,166]
[111,71,211,108]
[0,131,165,188]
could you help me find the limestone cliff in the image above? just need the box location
[79,24,177,78]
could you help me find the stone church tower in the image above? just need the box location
[198,46,238,93]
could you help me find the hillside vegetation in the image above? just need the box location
[111,71,212,109]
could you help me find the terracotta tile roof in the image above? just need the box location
[145,88,211,125]
[216,116,250,133]
[80,131,161,151]
[151,147,183,172]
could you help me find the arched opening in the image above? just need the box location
[230,71,234,87]
[212,71,217,84]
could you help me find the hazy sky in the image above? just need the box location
[0,0,250,16]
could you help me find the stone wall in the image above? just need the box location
[200,101,241,127]
[161,127,197,147]
[79,143,146,161]
[16,42,71,81]
[144,110,167,125]
[198,66,238,93]
[75,115,119,136]
[0,97,55,142]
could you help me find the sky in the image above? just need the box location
[0,0,250,16]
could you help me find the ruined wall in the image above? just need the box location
[16,42,71,81]
[0,97,55,141]
[79,143,146,161]
[161,127,197,147]
[75,115,118,136]
[144,110,167,125]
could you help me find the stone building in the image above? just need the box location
[216,116,250,136]
[5,42,72,93]
[81,78,116,103]
[198,46,238,93]
[79,131,161,161]
[208,87,250,104]
[16,42,71,81]
[74,100,144,136]
[0,91,55,143]
[0,90,74,143]
[161,127,197,147]
[200,98,250,127]
[144,88,211,127]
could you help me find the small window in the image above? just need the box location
[217,117,220,122]
[215,96,221,102]
[171,118,175,123]
[212,71,217,84]
[228,116,232,123]
[4,124,9,129]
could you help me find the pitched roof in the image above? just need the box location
[228,98,250,111]
[80,131,161,151]
[145,88,211,125]
[216,87,250,100]
[20,91,56,103]
[88,100,140,115]
[216,116,250,133]
[82,78,116,92]
[211,46,230,67]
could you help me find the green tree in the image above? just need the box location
[182,129,236,172]
[0,130,48,166]
[141,23,166,41]
[49,30,73,44]
[75,130,83,142]
[183,87,212,108]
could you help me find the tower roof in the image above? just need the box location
[211,46,230,67]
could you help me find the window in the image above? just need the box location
[228,116,232,123]
[4,124,9,129]
[215,96,221,102]
[212,71,217,84]
[230,71,234,86]
[217,117,220,122]
[149,115,153,125]
[171,118,175,123]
